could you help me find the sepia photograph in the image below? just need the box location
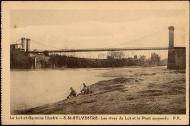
[1,1,189,125]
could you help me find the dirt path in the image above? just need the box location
[14,67,186,114]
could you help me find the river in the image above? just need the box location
[11,68,113,112]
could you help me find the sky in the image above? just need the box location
[10,1,189,59]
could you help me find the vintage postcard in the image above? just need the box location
[1,1,189,125]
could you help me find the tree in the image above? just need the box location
[43,50,49,56]
[150,53,161,65]
[107,51,125,59]
[139,55,146,65]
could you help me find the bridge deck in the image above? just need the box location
[28,47,169,53]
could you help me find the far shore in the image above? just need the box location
[10,65,166,71]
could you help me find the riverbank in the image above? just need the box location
[11,48,167,69]
[14,67,186,114]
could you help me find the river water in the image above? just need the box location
[10,68,113,111]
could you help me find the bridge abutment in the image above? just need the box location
[168,47,186,69]
[167,26,186,69]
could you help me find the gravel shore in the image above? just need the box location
[14,67,186,114]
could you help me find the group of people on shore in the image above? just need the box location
[67,83,92,99]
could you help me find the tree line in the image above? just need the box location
[10,49,167,69]
[49,51,166,68]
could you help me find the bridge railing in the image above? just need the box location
[28,47,170,53]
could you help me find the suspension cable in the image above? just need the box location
[106,29,165,48]
[31,39,61,50]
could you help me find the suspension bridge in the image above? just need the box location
[11,26,186,69]
[12,30,169,53]
[28,47,170,53]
